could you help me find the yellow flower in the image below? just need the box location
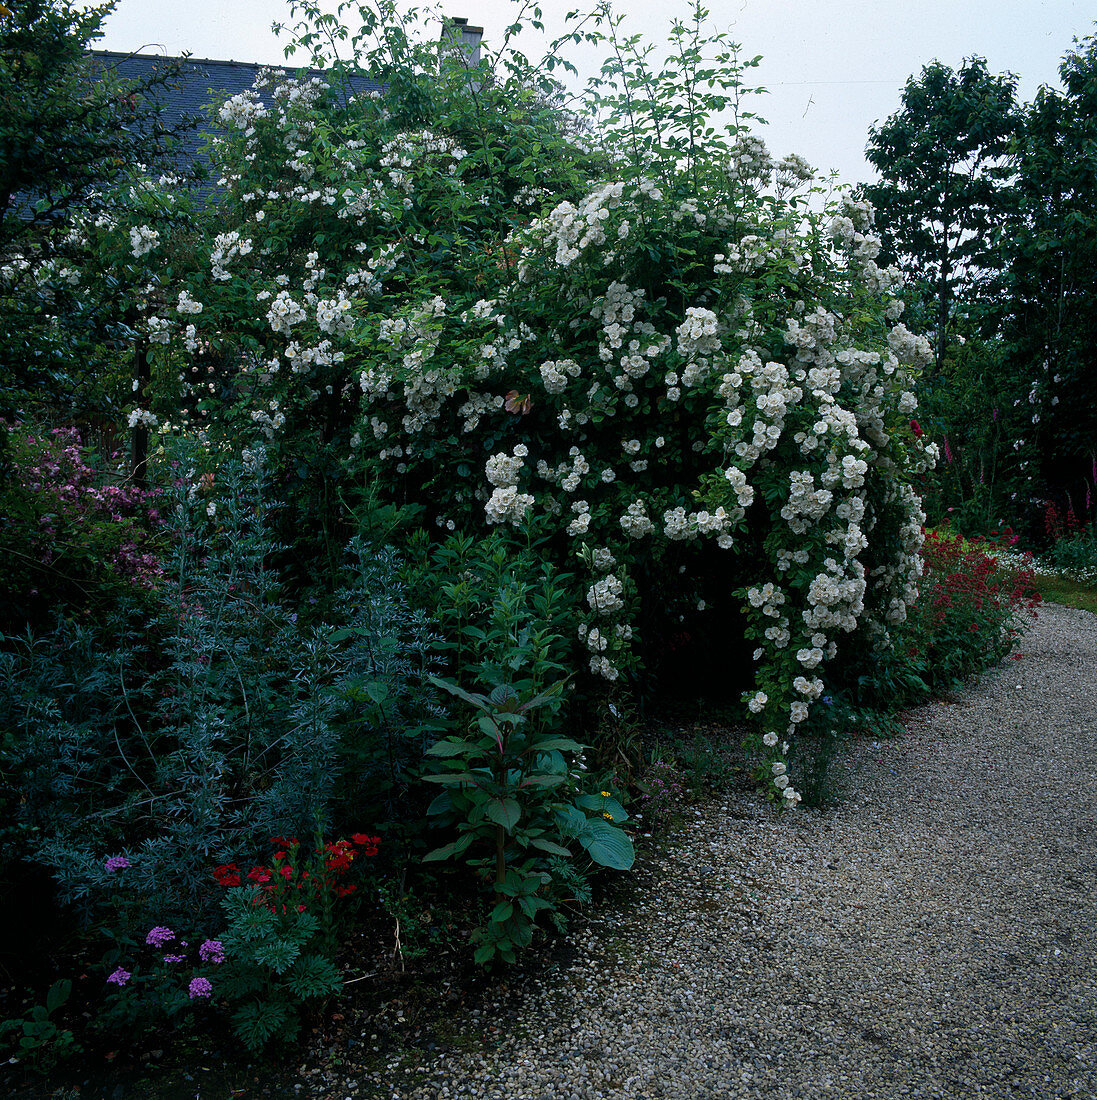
[602,811,613,820]
[599,790,611,798]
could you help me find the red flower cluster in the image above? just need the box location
[921,528,1041,627]
[1044,500,1081,542]
[212,833,381,914]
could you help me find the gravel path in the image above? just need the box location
[351,603,1097,1100]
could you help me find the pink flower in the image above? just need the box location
[188,977,213,999]
[198,939,225,964]
[145,926,175,947]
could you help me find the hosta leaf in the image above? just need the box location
[529,837,572,857]
[578,819,635,870]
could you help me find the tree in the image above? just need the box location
[0,0,195,425]
[861,58,1019,374]
[996,33,1097,525]
[0,0,192,250]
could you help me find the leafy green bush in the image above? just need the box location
[0,451,436,949]
[0,423,165,631]
[113,1,942,810]
[424,674,633,964]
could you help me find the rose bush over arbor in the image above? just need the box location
[123,1,936,809]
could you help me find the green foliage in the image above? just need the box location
[830,528,1040,714]
[0,423,165,632]
[861,58,1019,374]
[216,886,343,1051]
[0,0,199,420]
[0,0,190,247]
[864,40,1097,539]
[0,448,435,941]
[423,674,633,964]
[407,528,577,693]
[1044,525,1097,579]
[996,35,1097,520]
[0,980,80,1070]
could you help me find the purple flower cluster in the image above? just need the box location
[187,977,213,1000]
[198,939,225,964]
[107,968,131,986]
[104,855,131,872]
[11,424,166,595]
[145,926,175,948]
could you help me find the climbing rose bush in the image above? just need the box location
[128,1,937,804]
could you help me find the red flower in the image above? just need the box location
[280,865,294,880]
[213,863,241,887]
[910,419,923,438]
[247,866,272,884]
[352,833,381,856]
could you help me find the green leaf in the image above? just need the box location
[426,791,452,816]
[519,773,566,789]
[530,737,583,752]
[555,804,587,837]
[529,837,572,857]
[365,680,389,704]
[422,771,482,786]
[423,832,475,862]
[232,1001,290,1053]
[578,819,635,870]
[425,739,478,757]
[485,797,520,831]
[428,675,487,710]
[44,979,71,1016]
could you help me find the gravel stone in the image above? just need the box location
[352,603,1097,1100]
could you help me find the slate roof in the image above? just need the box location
[87,51,383,200]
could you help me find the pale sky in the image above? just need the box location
[96,0,1094,187]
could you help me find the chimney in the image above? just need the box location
[441,16,483,67]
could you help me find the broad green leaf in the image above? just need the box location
[530,737,583,752]
[529,837,572,857]
[578,819,635,870]
[555,804,587,837]
[425,739,478,757]
[423,832,474,862]
[485,797,520,831]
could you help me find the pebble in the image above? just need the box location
[319,603,1097,1100]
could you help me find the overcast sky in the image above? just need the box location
[96,0,1094,187]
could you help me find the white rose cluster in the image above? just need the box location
[484,447,534,527]
[129,225,160,258]
[210,231,253,282]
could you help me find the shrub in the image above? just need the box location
[0,450,437,950]
[828,527,1040,714]
[0,423,165,631]
[117,2,941,809]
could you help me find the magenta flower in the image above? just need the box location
[105,855,131,872]
[106,968,131,986]
[198,939,225,964]
[188,977,213,1000]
